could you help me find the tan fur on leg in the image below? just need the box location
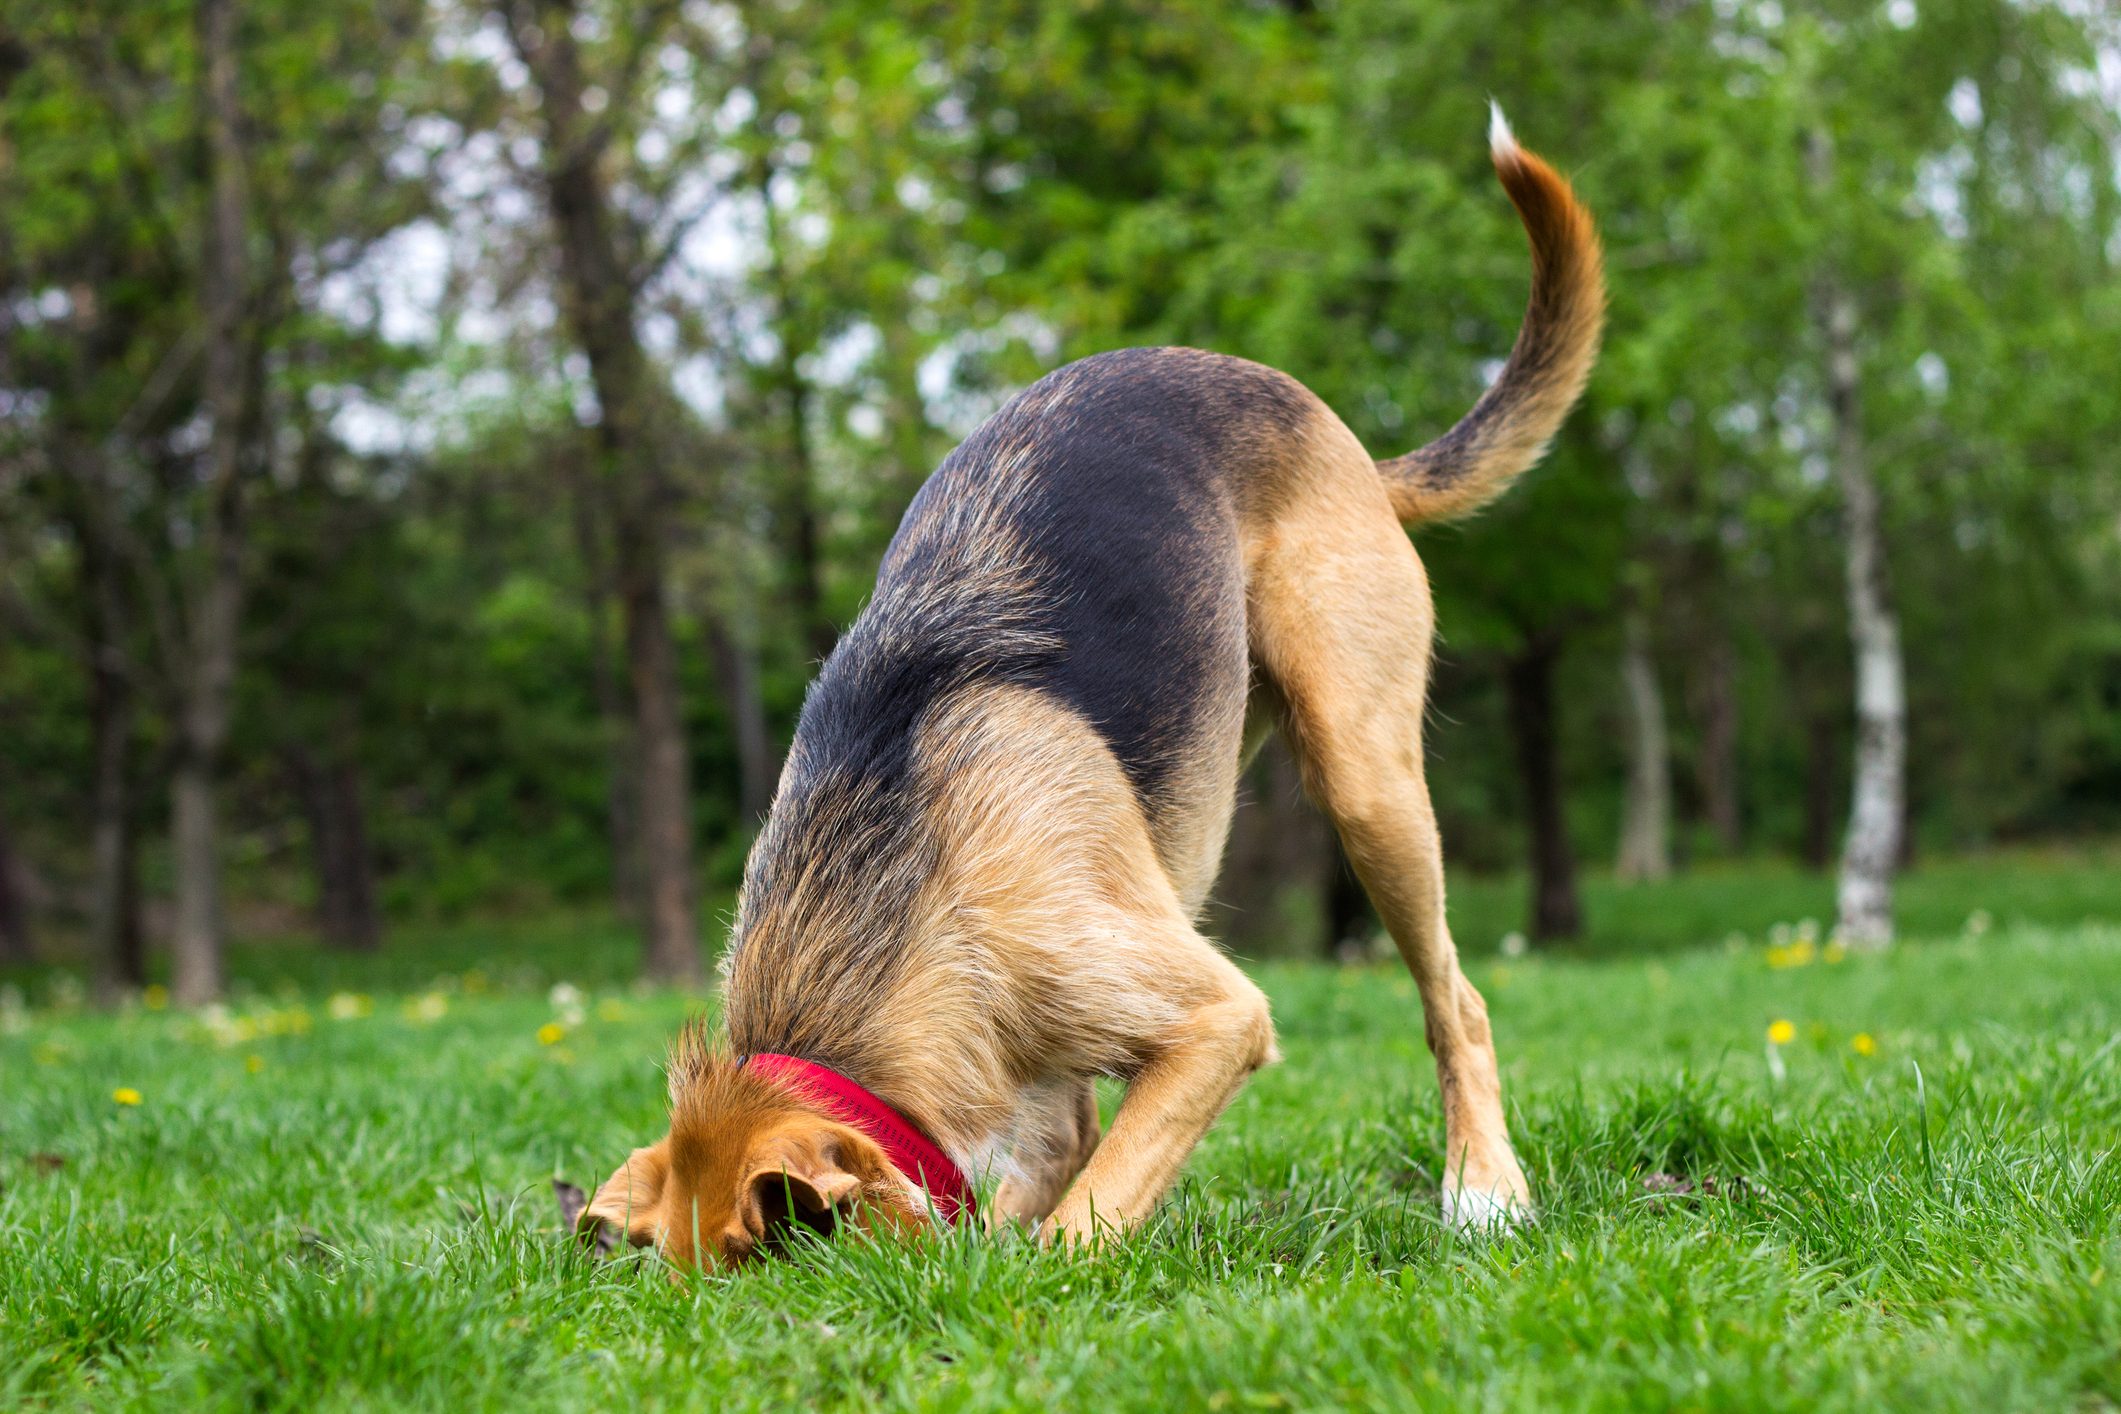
[1046,939,1277,1242]
[991,1080,1101,1227]
[1247,419,1531,1228]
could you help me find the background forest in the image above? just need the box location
[2,0,2118,1003]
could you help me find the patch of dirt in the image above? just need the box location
[1641,1171,1755,1202]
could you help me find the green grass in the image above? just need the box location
[5,863,2120,1410]
[1438,837,2121,959]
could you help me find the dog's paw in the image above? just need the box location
[1440,1184,1530,1235]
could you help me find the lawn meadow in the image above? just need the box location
[5,848,2120,1412]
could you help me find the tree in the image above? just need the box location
[2,0,2116,983]
[0,801,30,963]
[1,0,438,997]
[0,7,182,991]
[165,0,257,1003]
[1760,2,2121,943]
[494,0,715,983]
[1812,145,1905,948]
[1615,606,1671,882]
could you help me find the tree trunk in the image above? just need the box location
[1809,129,1904,950]
[780,370,835,668]
[1827,392,1906,944]
[1834,416,1905,952]
[1206,737,1336,958]
[518,0,701,984]
[87,610,144,991]
[167,563,242,1004]
[172,0,251,1006]
[63,447,147,994]
[1504,634,1583,941]
[288,744,381,951]
[1801,706,1837,872]
[1615,611,1672,883]
[170,748,224,1003]
[704,605,777,826]
[1695,628,1742,854]
[0,806,30,964]
[736,78,839,668]
[563,447,642,922]
[621,570,700,982]
[758,173,835,668]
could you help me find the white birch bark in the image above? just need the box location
[1807,127,1905,950]
[1822,279,1905,949]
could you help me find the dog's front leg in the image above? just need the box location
[1045,947,1276,1243]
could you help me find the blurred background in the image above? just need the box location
[1,0,2117,1004]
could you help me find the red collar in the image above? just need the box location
[742,1053,977,1224]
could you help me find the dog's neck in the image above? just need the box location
[718,700,1043,1168]
[718,963,1024,1180]
[719,680,1163,1187]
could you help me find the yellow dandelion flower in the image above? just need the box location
[537,1021,567,1046]
[245,1054,265,1075]
[1766,1019,1796,1046]
[112,1087,142,1106]
[142,985,170,1011]
[1851,1032,1878,1057]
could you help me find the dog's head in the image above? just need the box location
[575,1038,927,1271]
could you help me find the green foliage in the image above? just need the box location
[1,0,2118,947]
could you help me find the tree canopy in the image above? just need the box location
[2,0,2116,986]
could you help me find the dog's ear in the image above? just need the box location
[739,1121,904,1247]
[579,1141,670,1255]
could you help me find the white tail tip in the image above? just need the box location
[1488,100,1519,161]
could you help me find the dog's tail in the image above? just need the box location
[1379,105,1605,525]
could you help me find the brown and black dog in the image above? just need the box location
[578,108,1603,1269]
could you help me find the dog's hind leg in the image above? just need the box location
[1247,440,1531,1229]
[990,1080,1101,1227]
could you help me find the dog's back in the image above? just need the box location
[868,348,1315,855]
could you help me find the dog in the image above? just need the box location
[577,107,1603,1269]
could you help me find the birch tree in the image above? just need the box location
[1812,160,1905,948]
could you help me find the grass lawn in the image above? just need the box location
[5,864,2120,1409]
